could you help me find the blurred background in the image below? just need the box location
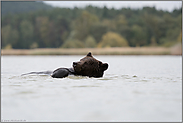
[1,2,182,122]
[1,1,182,53]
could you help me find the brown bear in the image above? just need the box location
[51,52,108,78]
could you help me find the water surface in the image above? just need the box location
[1,55,182,122]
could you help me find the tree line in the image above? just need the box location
[1,1,53,16]
[1,5,182,49]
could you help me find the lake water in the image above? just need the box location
[1,55,182,122]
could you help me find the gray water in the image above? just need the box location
[1,55,182,122]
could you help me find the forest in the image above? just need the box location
[1,2,182,49]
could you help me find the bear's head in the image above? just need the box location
[73,52,108,77]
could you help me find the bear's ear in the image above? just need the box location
[87,52,92,57]
[99,62,108,71]
[102,63,108,71]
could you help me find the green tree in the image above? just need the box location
[89,23,108,43]
[177,31,182,43]
[102,6,109,18]
[62,39,84,48]
[85,35,97,48]
[1,25,19,48]
[115,14,128,28]
[130,25,147,47]
[20,20,34,48]
[30,42,38,49]
[143,14,160,44]
[1,4,182,49]
[98,32,128,47]
[102,19,116,32]
[73,11,99,40]
[35,16,50,47]
[150,36,157,46]
[56,16,69,38]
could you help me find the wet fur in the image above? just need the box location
[22,52,108,78]
[73,52,108,77]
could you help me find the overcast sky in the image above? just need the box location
[43,1,182,12]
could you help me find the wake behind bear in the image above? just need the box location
[21,52,108,78]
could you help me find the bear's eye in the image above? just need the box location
[98,61,102,66]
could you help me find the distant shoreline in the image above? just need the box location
[1,47,182,55]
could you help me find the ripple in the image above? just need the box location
[7,73,178,84]
[132,75,138,78]
[97,78,113,80]
[68,75,89,79]
[9,75,21,79]
[72,85,100,88]
[9,84,21,87]
[18,91,35,94]
[141,79,148,82]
